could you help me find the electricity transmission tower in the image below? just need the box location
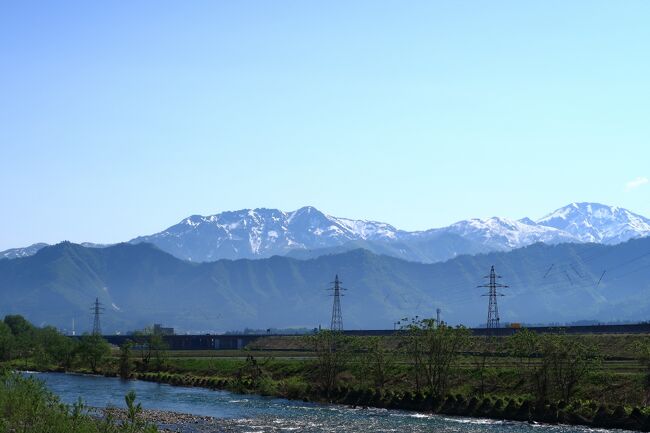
[91,297,104,335]
[477,265,508,331]
[328,275,345,331]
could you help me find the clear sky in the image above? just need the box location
[1,1,649,250]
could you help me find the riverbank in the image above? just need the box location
[38,370,615,433]
[12,348,650,431]
[5,314,650,432]
[99,408,228,433]
[0,371,157,433]
[131,370,650,431]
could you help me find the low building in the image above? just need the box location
[153,323,175,336]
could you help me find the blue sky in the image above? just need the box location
[1,1,649,250]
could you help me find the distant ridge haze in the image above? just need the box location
[3,202,650,263]
[3,237,650,332]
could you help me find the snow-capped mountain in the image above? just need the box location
[4,202,650,263]
[1,243,49,259]
[129,206,403,261]
[537,202,650,244]
[434,216,579,250]
[0,242,109,260]
[129,203,649,262]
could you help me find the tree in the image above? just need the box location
[138,333,167,370]
[34,326,77,369]
[522,333,600,403]
[508,329,538,371]
[77,334,110,373]
[4,315,35,359]
[473,336,499,397]
[421,322,469,398]
[507,328,540,393]
[4,315,34,336]
[236,355,263,389]
[400,317,425,393]
[134,331,168,371]
[636,339,650,405]
[0,316,77,369]
[360,336,394,391]
[123,390,158,432]
[0,322,14,361]
[545,335,600,402]
[119,340,134,379]
[149,334,168,370]
[400,317,469,398]
[305,330,353,397]
[0,370,159,432]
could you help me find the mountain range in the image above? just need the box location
[1,237,650,332]
[3,202,649,264]
[129,202,650,262]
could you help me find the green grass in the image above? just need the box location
[122,332,650,409]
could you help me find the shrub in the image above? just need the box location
[0,371,158,432]
[280,377,308,400]
[257,377,278,396]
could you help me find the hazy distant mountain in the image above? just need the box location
[537,202,650,244]
[129,206,403,261]
[130,203,650,262]
[2,239,650,332]
[4,203,650,264]
[433,216,578,250]
[284,233,493,263]
[0,242,109,260]
[1,243,49,259]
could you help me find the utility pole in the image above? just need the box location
[91,297,104,336]
[328,275,345,332]
[477,265,508,332]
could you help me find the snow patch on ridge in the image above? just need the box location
[537,202,650,244]
[5,202,650,264]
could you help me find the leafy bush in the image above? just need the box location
[0,371,157,432]
[278,376,308,399]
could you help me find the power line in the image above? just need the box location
[427,243,645,299]
[368,245,650,318]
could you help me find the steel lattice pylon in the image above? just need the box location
[91,297,104,335]
[329,275,345,331]
[477,265,508,331]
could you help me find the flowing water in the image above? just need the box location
[27,372,625,433]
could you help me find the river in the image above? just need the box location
[27,372,624,433]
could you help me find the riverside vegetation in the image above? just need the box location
[5,315,650,430]
[0,315,158,432]
[0,370,158,433]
